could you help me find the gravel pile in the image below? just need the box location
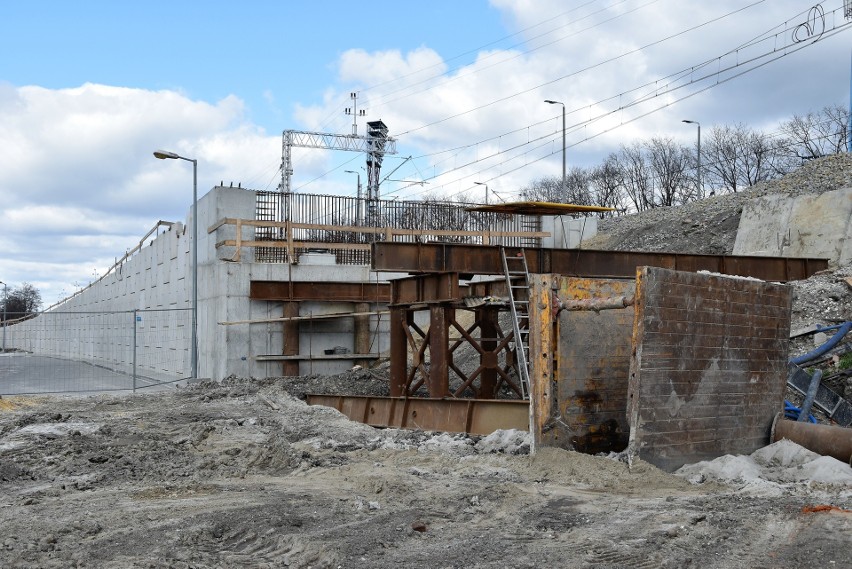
[790,266,852,331]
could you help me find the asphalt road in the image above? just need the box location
[0,352,178,395]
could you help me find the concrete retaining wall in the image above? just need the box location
[7,186,393,382]
[733,186,852,265]
[7,221,193,380]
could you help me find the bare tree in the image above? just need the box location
[779,104,850,161]
[519,176,563,203]
[589,154,628,216]
[704,123,790,193]
[519,167,593,207]
[565,167,593,206]
[616,142,654,212]
[739,129,788,186]
[703,124,742,193]
[645,136,692,206]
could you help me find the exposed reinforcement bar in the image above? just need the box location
[371,243,827,282]
[306,394,529,435]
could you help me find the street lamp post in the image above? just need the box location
[0,280,6,353]
[153,150,198,380]
[545,99,566,196]
[344,170,363,226]
[474,181,489,205]
[682,120,702,197]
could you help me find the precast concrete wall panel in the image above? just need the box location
[627,267,792,472]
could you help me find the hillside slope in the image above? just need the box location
[582,153,852,255]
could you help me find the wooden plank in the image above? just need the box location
[220,310,389,326]
[255,353,382,361]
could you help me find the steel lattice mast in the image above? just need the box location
[279,125,397,197]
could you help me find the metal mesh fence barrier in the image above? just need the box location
[0,309,192,395]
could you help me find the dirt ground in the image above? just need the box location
[1,377,850,569]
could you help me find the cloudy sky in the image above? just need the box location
[1,0,850,305]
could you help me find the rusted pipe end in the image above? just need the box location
[771,412,852,464]
[770,411,782,444]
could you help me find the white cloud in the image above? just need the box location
[2,0,851,302]
[0,83,283,302]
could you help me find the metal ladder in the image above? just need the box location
[501,247,531,399]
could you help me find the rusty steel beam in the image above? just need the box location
[281,302,300,376]
[306,394,530,435]
[251,280,390,302]
[391,273,461,305]
[371,243,827,282]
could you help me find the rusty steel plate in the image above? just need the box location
[306,394,530,435]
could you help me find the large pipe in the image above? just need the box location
[558,295,635,313]
[771,412,852,466]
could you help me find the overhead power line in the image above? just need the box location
[383,4,850,198]
[312,0,630,132]
[394,0,768,137]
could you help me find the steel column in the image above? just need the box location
[354,302,370,368]
[281,302,300,376]
[478,306,500,398]
[428,305,450,397]
[529,275,556,452]
[389,307,408,396]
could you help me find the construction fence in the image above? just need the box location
[0,308,192,395]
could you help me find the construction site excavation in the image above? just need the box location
[2,145,852,567]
